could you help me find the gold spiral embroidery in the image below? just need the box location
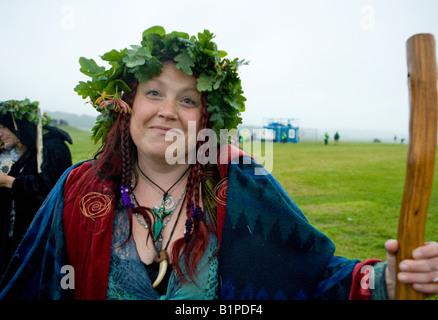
[80,192,112,221]
[213,177,228,206]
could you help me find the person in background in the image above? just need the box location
[281,130,287,143]
[334,131,340,145]
[0,99,73,277]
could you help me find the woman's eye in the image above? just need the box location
[181,97,197,106]
[146,89,160,97]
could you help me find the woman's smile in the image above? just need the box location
[149,125,173,135]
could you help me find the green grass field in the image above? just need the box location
[250,141,438,262]
[63,125,438,267]
[64,126,100,164]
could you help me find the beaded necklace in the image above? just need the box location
[132,188,186,249]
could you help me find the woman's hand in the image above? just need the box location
[0,173,14,188]
[385,239,438,299]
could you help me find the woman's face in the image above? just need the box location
[130,62,203,164]
[0,125,19,148]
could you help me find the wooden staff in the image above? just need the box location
[36,108,43,173]
[395,33,437,300]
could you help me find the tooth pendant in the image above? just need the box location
[152,250,169,288]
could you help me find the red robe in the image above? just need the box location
[63,161,116,299]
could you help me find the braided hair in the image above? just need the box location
[171,103,211,283]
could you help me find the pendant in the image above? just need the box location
[160,194,175,210]
[153,218,163,242]
[152,250,169,288]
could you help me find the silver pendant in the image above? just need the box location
[159,194,175,210]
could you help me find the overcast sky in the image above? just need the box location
[1,0,437,137]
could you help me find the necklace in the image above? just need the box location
[133,194,186,289]
[133,189,186,245]
[137,164,191,211]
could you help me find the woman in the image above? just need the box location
[0,100,73,277]
[0,27,437,300]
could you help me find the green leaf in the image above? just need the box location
[133,59,162,83]
[198,29,214,44]
[174,51,194,75]
[101,49,124,62]
[197,74,215,91]
[206,103,220,114]
[202,48,215,57]
[79,57,105,77]
[168,31,190,39]
[218,50,228,58]
[74,81,95,98]
[92,123,103,144]
[27,112,36,123]
[209,112,224,127]
[103,81,117,95]
[224,95,241,110]
[104,79,131,95]
[115,79,132,93]
[122,49,146,68]
[213,79,221,90]
[143,26,166,38]
[92,75,108,82]
[142,41,153,58]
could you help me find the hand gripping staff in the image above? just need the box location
[395,33,438,300]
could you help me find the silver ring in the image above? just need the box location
[433,277,438,283]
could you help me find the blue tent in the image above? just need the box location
[263,118,300,143]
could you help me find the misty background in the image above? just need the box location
[1,0,437,143]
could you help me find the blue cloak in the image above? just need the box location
[0,158,362,300]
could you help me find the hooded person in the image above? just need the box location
[0,99,73,277]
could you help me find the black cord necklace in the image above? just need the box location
[133,193,186,289]
[137,164,191,211]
